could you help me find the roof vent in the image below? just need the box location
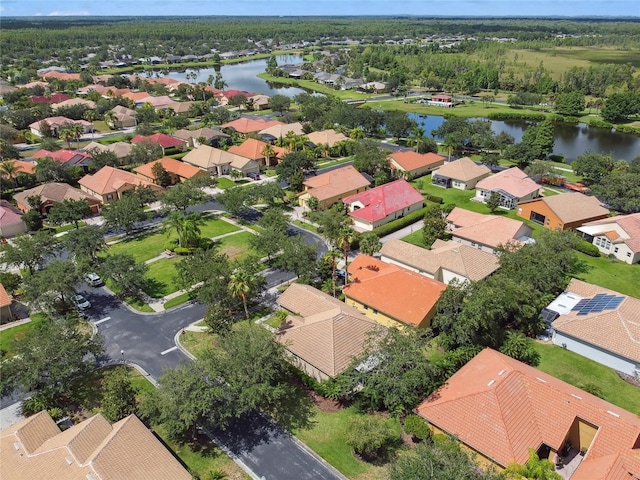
[487,380,495,386]
[607,410,620,418]
[536,377,547,383]
[498,369,506,376]
[571,393,582,400]
[13,441,21,451]
[66,456,73,465]
[86,474,96,480]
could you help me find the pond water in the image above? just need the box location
[161,54,306,98]
[408,113,640,163]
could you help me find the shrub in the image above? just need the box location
[548,154,565,163]
[403,414,431,441]
[575,241,600,257]
[425,194,444,204]
[372,206,428,238]
[580,382,604,399]
[164,239,178,251]
[173,247,192,255]
[487,112,546,121]
[345,415,397,461]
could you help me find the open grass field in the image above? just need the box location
[258,73,371,100]
[163,292,191,310]
[199,217,240,238]
[576,253,640,299]
[0,313,47,356]
[215,231,258,262]
[143,257,181,298]
[533,342,640,415]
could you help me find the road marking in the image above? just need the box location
[94,316,111,325]
[160,346,178,355]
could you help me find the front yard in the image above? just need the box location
[0,313,47,356]
[576,253,640,299]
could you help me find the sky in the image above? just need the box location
[0,1,638,18]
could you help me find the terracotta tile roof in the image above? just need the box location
[14,182,101,209]
[447,207,532,249]
[0,412,191,480]
[28,116,90,130]
[51,98,96,110]
[306,129,348,148]
[222,89,255,99]
[519,192,610,224]
[228,138,289,161]
[344,255,446,326]
[476,167,540,199]
[32,149,91,167]
[134,157,204,181]
[301,165,370,202]
[131,133,186,149]
[182,145,238,169]
[276,283,381,377]
[0,200,24,229]
[343,179,424,223]
[416,348,640,479]
[432,157,491,182]
[551,279,640,363]
[0,160,36,175]
[380,238,500,282]
[122,91,152,103]
[143,95,176,108]
[29,93,72,104]
[388,151,445,172]
[78,166,161,195]
[84,141,132,159]
[0,283,12,308]
[221,117,283,134]
[258,122,305,137]
[580,213,640,254]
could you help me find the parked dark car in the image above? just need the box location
[247,172,261,181]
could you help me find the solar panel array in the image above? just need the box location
[571,293,625,316]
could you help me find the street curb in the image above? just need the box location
[174,322,200,361]
[101,285,158,316]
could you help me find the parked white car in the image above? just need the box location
[73,294,91,311]
[85,272,103,287]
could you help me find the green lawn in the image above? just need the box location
[216,231,258,262]
[143,257,181,298]
[107,230,173,263]
[164,292,191,310]
[199,217,240,238]
[52,222,86,234]
[0,313,47,356]
[576,253,640,299]
[292,219,319,233]
[401,229,425,247]
[533,342,640,415]
[258,73,370,100]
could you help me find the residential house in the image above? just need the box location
[0,160,36,176]
[431,157,491,190]
[228,138,289,167]
[172,127,230,148]
[416,348,640,479]
[32,149,92,169]
[29,93,72,105]
[182,145,259,176]
[0,411,192,480]
[258,122,306,142]
[474,167,541,209]
[219,90,255,104]
[78,166,163,203]
[131,133,186,154]
[305,129,348,148]
[51,97,96,111]
[446,207,534,253]
[517,192,610,231]
[83,141,133,162]
[220,117,283,135]
[388,151,445,179]
[122,91,153,106]
[107,105,137,129]
[14,182,102,215]
[0,200,27,238]
[29,116,93,137]
[380,238,500,284]
[576,213,640,264]
[133,157,208,185]
[248,94,270,111]
[427,94,454,107]
[542,278,640,376]
[298,165,370,209]
[343,179,424,231]
[343,255,447,329]
[0,283,12,322]
[41,71,81,82]
[358,82,386,93]
[275,283,382,381]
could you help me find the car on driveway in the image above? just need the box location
[247,172,261,180]
[85,272,103,287]
[73,294,91,311]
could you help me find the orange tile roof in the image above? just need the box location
[133,157,204,181]
[301,165,370,202]
[78,166,161,195]
[476,167,540,198]
[0,160,36,175]
[122,91,152,103]
[388,151,445,172]
[0,283,12,308]
[220,117,283,134]
[432,157,491,182]
[228,137,289,161]
[416,348,640,478]
[581,213,640,254]
[343,255,446,326]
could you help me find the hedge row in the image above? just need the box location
[575,240,601,257]
[487,111,546,121]
[372,206,428,238]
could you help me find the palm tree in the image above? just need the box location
[261,143,276,167]
[228,269,254,322]
[70,123,84,149]
[441,134,458,162]
[349,127,365,140]
[0,159,23,188]
[164,211,186,247]
[83,110,97,140]
[181,213,204,248]
[409,126,426,152]
[105,111,118,130]
[323,249,341,297]
[59,128,74,149]
[337,226,356,285]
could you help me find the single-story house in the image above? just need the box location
[416,348,640,479]
[298,165,370,209]
[258,122,306,141]
[431,157,491,190]
[131,133,186,154]
[576,212,640,264]
[358,81,386,93]
[14,182,102,215]
[343,179,424,231]
[446,207,534,254]
[380,238,500,284]
[171,128,230,148]
[133,157,209,185]
[517,192,610,231]
[83,141,133,161]
[228,138,289,166]
[474,167,541,209]
[248,94,270,110]
[181,145,259,176]
[388,151,445,179]
[427,94,454,107]
[220,117,283,135]
[275,283,382,381]
[0,160,36,176]
[107,105,137,129]
[29,93,72,104]
[32,149,92,169]
[51,97,96,111]
[29,116,93,137]
[542,278,640,376]
[305,129,348,148]
[0,411,192,480]
[343,255,447,329]
[79,166,163,203]
[0,283,13,322]
[0,200,27,238]
[122,91,154,105]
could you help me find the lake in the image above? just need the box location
[408,113,640,163]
